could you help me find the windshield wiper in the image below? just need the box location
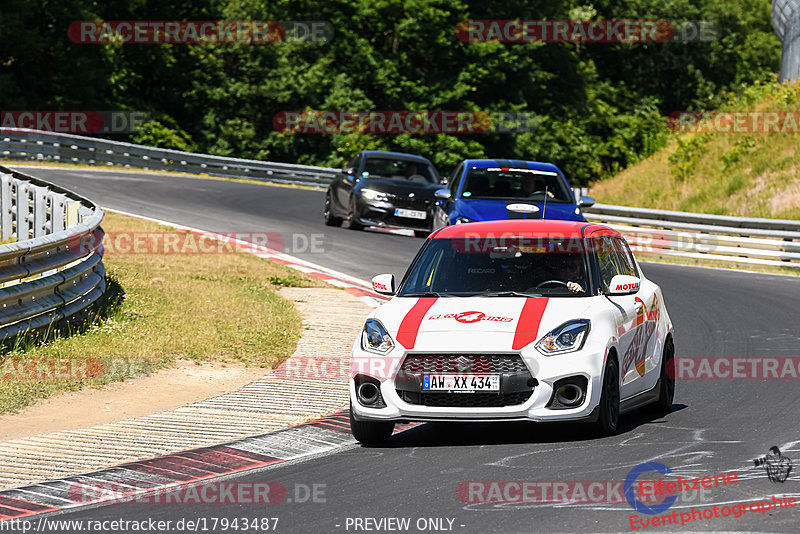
[482,291,542,298]
[403,292,447,297]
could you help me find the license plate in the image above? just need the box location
[395,208,427,220]
[422,374,500,392]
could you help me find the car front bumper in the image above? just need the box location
[355,197,435,231]
[350,345,607,424]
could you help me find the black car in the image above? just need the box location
[323,150,447,237]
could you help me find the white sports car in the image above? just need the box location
[349,220,675,444]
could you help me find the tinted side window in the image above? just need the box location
[449,164,464,193]
[612,238,638,277]
[595,237,620,292]
[347,154,361,171]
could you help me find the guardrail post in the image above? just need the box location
[32,186,48,237]
[50,193,67,233]
[15,179,32,240]
[0,174,12,241]
[66,201,80,228]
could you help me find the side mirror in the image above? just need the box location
[435,188,452,200]
[578,196,595,208]
[607,275,641,296]
[371,274,395,295]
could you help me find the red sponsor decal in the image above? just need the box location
[396,298,438,349]
[427,311,514,324]
[512,298,549,350]
[615,283,639,292]
[372,282,388,291]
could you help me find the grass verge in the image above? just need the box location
[0,211,323,414]
[590,80,800,219]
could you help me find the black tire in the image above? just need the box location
[414,230,430,238]
[647,336,675,414]
[349,403,394,445]
[593,357,620,437]
[346,196,364,230]
[323,191,343,226]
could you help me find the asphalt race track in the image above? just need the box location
[15,167,800,533]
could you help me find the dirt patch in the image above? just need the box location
[0,359,265,441]
[770,175,800,214]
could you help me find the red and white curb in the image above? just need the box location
[106,208,391,308]
[0,412,418,520]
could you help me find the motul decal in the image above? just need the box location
[396,298,438,349]
[615,282,639,292]
[512,298,549,350]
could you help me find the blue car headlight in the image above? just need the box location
[456,216,476,224]
[535,320,590,355]
[361,319,394,354]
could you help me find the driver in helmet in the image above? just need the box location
[559,255,586,293]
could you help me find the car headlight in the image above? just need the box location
[361,188,390,201]
[361,319,395,354]
[456,216,476,224]
[535,319,590,355]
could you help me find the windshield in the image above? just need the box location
[362,157,439,184]
[461,168,572,201]
[398,238,591,297]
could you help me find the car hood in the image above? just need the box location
[359,178,441,197]
[375,296,596,351]
[458,199,582,222]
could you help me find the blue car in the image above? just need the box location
[433,159,595,227]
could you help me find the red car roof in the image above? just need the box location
[431,219,621,239]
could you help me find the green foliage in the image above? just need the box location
[1,0,781,185]
[131,119,197,152]
[668,134,711,182]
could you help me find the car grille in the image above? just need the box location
[399,390,533,408]
[395,354,534,408]
[399,354,528,376]
[392,197,431,211]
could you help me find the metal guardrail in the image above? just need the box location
[0,128,339,187]
[0,164,105,342]
[584,204,800,268]
[2,128,799,270]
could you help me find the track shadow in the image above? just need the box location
[367,403,689,448]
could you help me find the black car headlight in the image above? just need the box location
[361,319,395,354]
[535,320,590,355]
[361,188,391,202]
